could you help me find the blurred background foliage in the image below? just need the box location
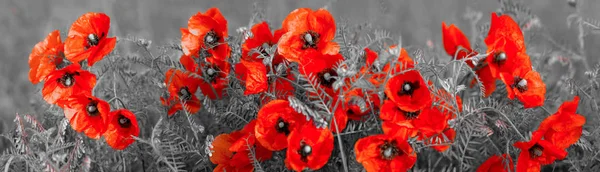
[0,0,598,136]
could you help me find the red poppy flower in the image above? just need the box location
[476,154,514,172]
[514,130,568,172]
[425,128,455,152]
[210,132,253,172]
[197,59,230,99]
[64,12,116,66]
[286,123,334,171]
[162,69,201,115]
[42,64,96,107]
[29,30,65,84]
[381,47,415,74]
[485,13,525,52]
[103,109,139,150]
[226,120,273,170]
[442,22,474,63]
[484,13,530,77]
[341,88,380,120]
[538,96,585,150]
[471,65,498,98]
[355,126,417,172]
[235,60,268,95]
[255,100,307,151]
[379,100,448,141]
[278,8,339,63]
[60,93,110,139]
[242,21,279,62]
[330,104,348,134]
[298,52,344,96]
[384,70,431,112]
[499,66,546,108]
[181,7,229,61]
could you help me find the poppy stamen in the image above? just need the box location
[398,81,420,96]
[260,42,271,57]
[202,65,221,84]
[86,102,99,116]
[379,140,401,160]
[204,30,220,49]
[275,118,291,135]
[301,30,320,49]
[117,114,132,128]
[59,73,75,87]
[512,77,528,93]
[528,144,544,158]
[493,51,507,65]
[87,34,100,47]
[298,141,312,162]
[317,68,338,88]
[178,86,192,101]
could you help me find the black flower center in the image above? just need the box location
[117,114,132,128]
[529,144,544,158]
[260,42,271,57]
[86,101,99,116]
[380,140,402,160]
[87,33,103,47]
[397,81,420,96]
[59,73,76,87]
[317,68,338,88]
[202,65,221,84]
[301,30,320,49]
[178,86,192,101]
[204,30,220,49]
[493,51,507,65]
[347,96,367,115]
[512,77,528,93]
[395,106,420,119]
[298,141,312,162]
[275,118,291,135]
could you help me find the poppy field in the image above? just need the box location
[2,0,600,171]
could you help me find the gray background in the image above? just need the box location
[1,0,599,131]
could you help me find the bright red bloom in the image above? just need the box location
[442,22,474,63]
[425,128,456,152]
[538,96,585,150]
[330,104,348,134]
[499,67,546,108]
[198,59,231,99]
[64,12,116,66]
[60,93,110,139]
[103,109,140,150]
[476,154,514,172]
[514,130,567,172]
[242,21,279,62]
[381,47,415,75]
[255,100,307,151]
[42,64,96,107]
[471,65,498,97]
[355,126,417,172]
[485,13,530,78]
[298,52,344,96]
[278,8,339,63]
[379,101,448,141]
[286,123,334,172]
[210,132,253,172]
[161,69,201,115]
[235,60,268,95]
[384,70,431,112]
[223,120,273,171]
[29,30,65,84]
[181,8,229,61]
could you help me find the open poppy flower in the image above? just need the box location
[197,58,230,99]
[29,30,65,84]
[298,52,344,97]
[60,93,110,139]
[162,69,201,115]
[278,8,339,63]
[225,120,273,170]
[384,70,431,112]
[485,39,532,78]
[64,12,116,66]
[42,64,96,107]
[210,132,253,172]
[235,60,268,95]
[379,100,448,140]
[538,96,585,150]
[514,130,568,172]
[476,154,514,172]
[286,122,334,172]
[355,126,417,172]
[442,22,475,64]
[242,21,279,62]
[485,13,525,52]
[499,66,546,108]
[181,7,229,61]
[255,99,307,151]
[103,109,139,150]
